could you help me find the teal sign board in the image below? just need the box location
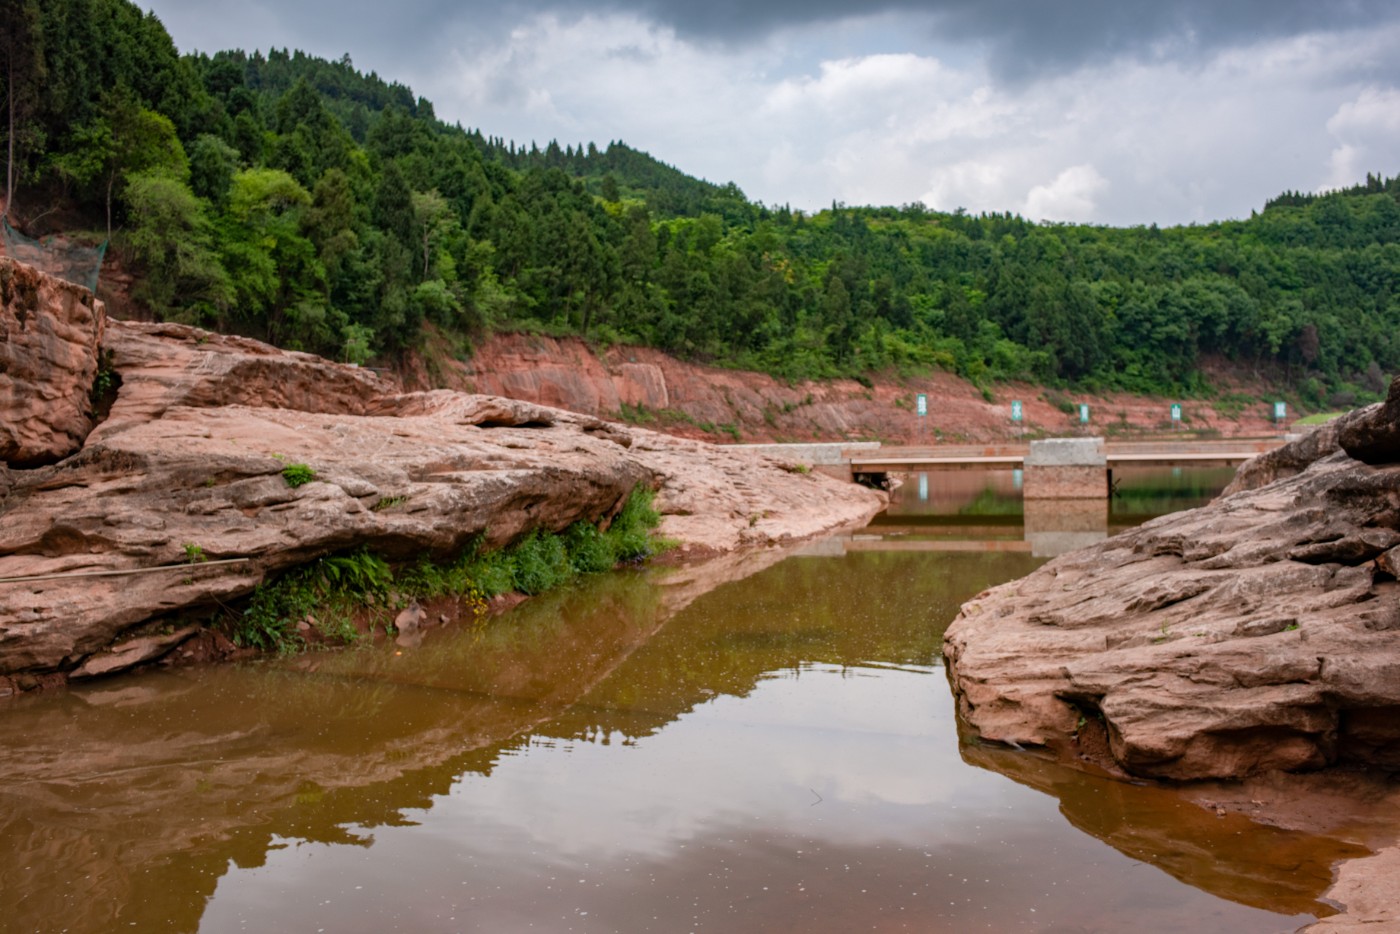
[1171,403,1182,422]
[1079,403,1089,424]
[1011,400,1023,422]
[916,393,927,417]
[1274,401,1287,421]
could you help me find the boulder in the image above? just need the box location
[0,256,105,466]
[945,429,1400,781]
[1338,374,1400,464]
[1224,418,1350,494]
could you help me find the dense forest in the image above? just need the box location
[2,0,1398,405]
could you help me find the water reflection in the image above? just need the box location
[855,466,1239,557]
[0,468,1347,932]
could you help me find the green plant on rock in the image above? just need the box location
[608,486,662,561]
[182,542,207,564]
[320,550,392,595]
[564,521,617,574]
[233,548,389,653]
[282,463,317,487]
[90,349,118,407]
[370,495,408,511]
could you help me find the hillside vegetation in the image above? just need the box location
[2,0,1397,407]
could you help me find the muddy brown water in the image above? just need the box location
[0,469,1363,932]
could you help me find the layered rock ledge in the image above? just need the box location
[0,283,884,691]
[945,384,1400,782]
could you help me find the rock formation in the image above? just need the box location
[945,377,1400,783]
[0,279,884,692]
[0,256,105,466]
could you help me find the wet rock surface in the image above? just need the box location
[0,293,883,686]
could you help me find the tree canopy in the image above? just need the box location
[2,0,1397,406]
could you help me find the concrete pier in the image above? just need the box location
[1023,438,1107,499]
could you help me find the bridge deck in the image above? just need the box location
[847,439,1281,473]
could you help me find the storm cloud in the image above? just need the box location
[627,0,1400,78]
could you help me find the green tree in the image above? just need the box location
[0,0,43,216]
[188,133,238,205]
[123,170,231,320]
[53,91,188,237]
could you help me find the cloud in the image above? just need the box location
[144,0,1400,81]
[1323,85,1400,189]
[1024,165,1108,222]
[625,0,1400,80]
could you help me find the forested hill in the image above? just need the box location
[2,0,1398,406]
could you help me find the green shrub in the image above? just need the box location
[447,546,511,597]
[606,486,662,561]
[234,548,388,653]
[511,530,571,595]
[227,485,665,653]
[282,463,317,487]
[564,521,616,574]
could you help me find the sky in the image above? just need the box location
[138,0,1400,227]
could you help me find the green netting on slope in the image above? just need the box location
[1,216,107,293]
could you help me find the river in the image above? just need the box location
[0,468,1360,932]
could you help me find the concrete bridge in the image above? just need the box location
[741,437,1285,498]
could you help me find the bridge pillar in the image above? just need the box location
[1024,438,1107,499]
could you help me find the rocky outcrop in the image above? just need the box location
[944,379,1400,783]
[0,256,105,466]
[1339,377,1400,465]
[0,304,884,688]
[1224,419,1349,494]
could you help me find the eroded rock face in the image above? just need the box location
[1224,418,1349,494]
[0,305,884,685]
[457,332,1289,445]
[1339,375,1400,465]
[0,257,105,466]
[945,423,1400,782]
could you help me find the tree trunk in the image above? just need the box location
[5,49,14,218]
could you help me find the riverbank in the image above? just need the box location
[0,257,885,694]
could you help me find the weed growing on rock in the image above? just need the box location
[182,543,207,564]
[370,495,408,511]
[236,548,392,653]
[563,521,618,574]
[281,463,317,487]
[617,402,656,425]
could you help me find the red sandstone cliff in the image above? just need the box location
[401,329,1288,445]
